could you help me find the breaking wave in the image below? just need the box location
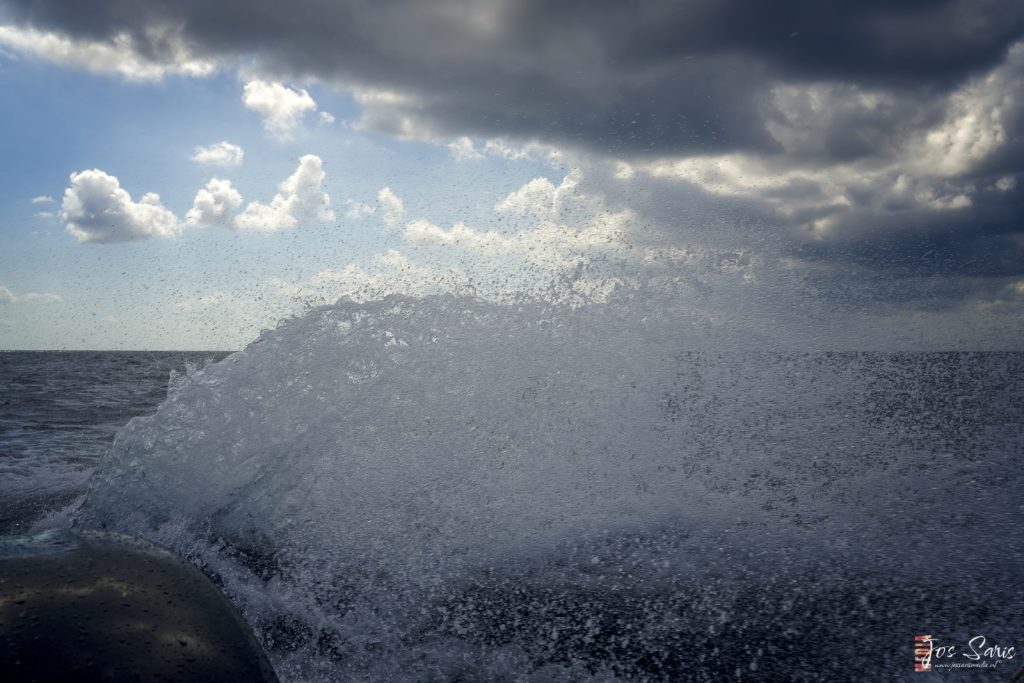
[75,290,1024,681]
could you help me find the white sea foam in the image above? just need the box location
[74,290,1023,681]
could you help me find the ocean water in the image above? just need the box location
[1,295,1023,681]
[0,351,228,531]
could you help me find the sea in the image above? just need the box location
[1,294,1022,681]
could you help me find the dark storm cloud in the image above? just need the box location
[3,0,1023,308]
[3,0,1023,158]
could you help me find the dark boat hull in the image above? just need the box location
[0,529,278,682]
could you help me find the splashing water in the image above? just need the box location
[75,290,1024,681]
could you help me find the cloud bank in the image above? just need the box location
[6,0,1023,343]
[6,1,1020,256]
[0,23,213,80]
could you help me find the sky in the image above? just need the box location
[0,0,1022,350]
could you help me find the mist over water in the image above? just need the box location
[62,284,1023,681]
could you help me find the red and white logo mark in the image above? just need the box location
[915,635,934,672]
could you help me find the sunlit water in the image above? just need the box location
[2,295,1022,681]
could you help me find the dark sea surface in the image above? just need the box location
[1,334,1023,681]
[0,351,229,532]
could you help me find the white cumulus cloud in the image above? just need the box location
[243,79,318,138]
[191,141,244,167]
[235,155,334,231]
[377,187,405,227]
[404,169,632,272]
[186,178,243,227]
[61,169,181,243]
[30,195,54,204]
